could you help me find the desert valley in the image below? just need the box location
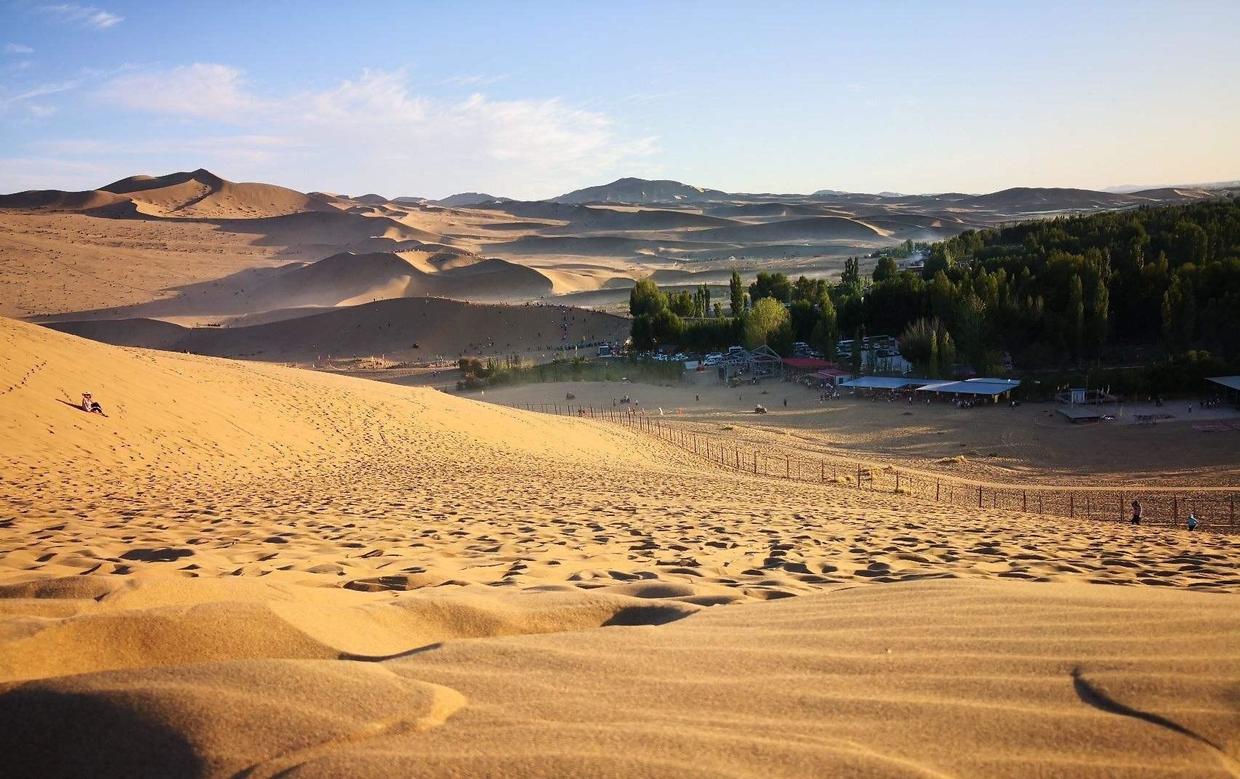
[2,3,1239,777]
[1,166,1238,777]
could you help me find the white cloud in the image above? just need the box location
[440,74,509,87]
[5,43,35,55]
[96,64,262,119]
[91,65,657,198]
[37,3,123,29]
[0,79,81,109]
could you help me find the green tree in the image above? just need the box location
[631,314,656,350]
[1161,275,1196,352]
[729,271,745,316]
[629,278,666,317]
[651,308,684,345]
[872,256,899,283]
[744,298,790,349]
[749,272,792,304]
[1068,273,1085,359]
[840,257,862,294]
[669,290,696,317]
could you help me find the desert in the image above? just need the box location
[3,3,1240,777]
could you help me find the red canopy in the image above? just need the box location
[782,357,835,370]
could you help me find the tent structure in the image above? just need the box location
[750,345,784,380]
[717,345,784,383]
[915,377,1021,400]
[812,367,851,387]
[782,357,835,378]
[838,376,931,391]
[1207,376,1240,392]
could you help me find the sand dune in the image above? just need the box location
[0,188,132,214]
[1,319,1238,776]
[48,297,628,361]
[236,251,550,309]
[694,215,888,242]
[100,169,332,219]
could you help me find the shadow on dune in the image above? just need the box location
[0,687,202,779]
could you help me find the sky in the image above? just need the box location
[1,0,1238,199]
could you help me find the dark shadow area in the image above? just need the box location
[0,687,203,779]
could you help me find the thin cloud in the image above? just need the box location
[0,79,81,108]
[97,64,262,119]
[4,43,35,55]
[440,74,510,87]
[91,64,658,198]
[37,3,124,30]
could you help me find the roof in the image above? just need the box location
[782,357,834,369]
[813,367,851,378]
[1208,376,1240,392]
[839,376,932,390]
[916,378,1021,396]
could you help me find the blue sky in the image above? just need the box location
[1,0,1238,198]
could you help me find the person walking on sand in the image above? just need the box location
[1130,499,1143,525]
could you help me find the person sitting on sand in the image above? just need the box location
[1130,499,1142,525]
[81,392,106,416]
[1187,512,1199,531]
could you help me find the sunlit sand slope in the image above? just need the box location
[1,318,1238,778]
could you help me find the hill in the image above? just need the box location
[961,187,1134,212]
[693,215,886,242]
[433,192,512,207]
[99,168,331,218]
[552,177,729,204]
[0,319,1236,776]
[47,297,628,361]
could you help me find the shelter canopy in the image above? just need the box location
[839,376,932,390]
[915,378,1020,396]
[1207,376,1240,392]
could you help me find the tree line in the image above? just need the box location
[629,198,1240,377]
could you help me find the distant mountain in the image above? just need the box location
[0,168,331,219]
[551,177,728,204]
[962,187,1134,212]
[433,192,512,208]
[1104,179,1240,194]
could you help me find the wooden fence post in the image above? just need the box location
[856,464,862,488]
[1070,495,1074,517]
[978,487,983,508]
[1022,491,1027,512]
[936,480,941,501]
[895,472,900,493]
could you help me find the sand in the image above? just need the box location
[480,380,1240,487]
[47,298,630,365]
[2,318,1239,777]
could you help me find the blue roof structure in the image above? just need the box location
[839,376,932,390]
[1208,376,1240,392]
[915,378,1020,396]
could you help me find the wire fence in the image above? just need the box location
[503,401,1240,534]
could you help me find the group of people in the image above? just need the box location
[1130,499,1199,531]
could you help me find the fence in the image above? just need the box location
[503,402,1239,534]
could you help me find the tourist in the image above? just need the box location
[1187,512,1199,531]
[1130,499,1142,525]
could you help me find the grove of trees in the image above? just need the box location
[628,199,1240,377]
